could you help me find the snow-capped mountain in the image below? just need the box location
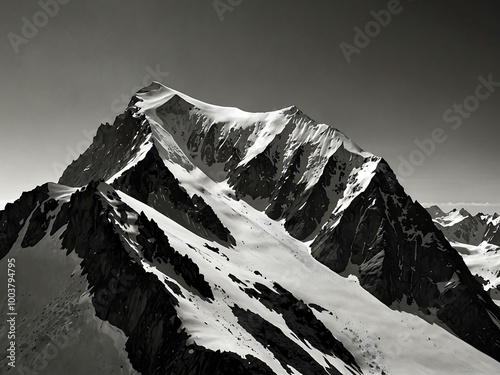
[426,205,447,220]
[426,205,500,306]
[427,206,500,246]
[1,82,500,374]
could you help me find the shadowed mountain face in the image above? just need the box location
[426,207,500,247]
[1,83,500,374]
[59,98,150,187]
[311,162,500,361]
[111,145,235,246]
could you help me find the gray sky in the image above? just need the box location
[1,0,499,214]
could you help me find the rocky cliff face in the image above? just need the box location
[0,184,51,258]
[59,100,151,187]
[428,207,500,247]
[484,215,500,246]
[111,146,234,246]
[132,87,379,242]
[311,160,500,361]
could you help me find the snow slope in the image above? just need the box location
[112,161,500,375]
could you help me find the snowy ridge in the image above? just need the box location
[135,82,372,181]
[427,205,500,247]
[434,209,470,227]
[136,81,367,157]
[133,82,380,241]
[106,132,154,184]
[488,214,500,227]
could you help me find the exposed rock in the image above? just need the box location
[59,105,151,187]
[112,146,234,245]
[243,282,361,374]
[0,184,50,257]
[228,143,277,200]
[311,159,500,361]
[232,305,343,375]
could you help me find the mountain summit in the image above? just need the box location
[1,83,500,374]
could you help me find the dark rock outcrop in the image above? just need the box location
[427,207,500,247]
[232,305,343,375]
[283,149,361,240]
[484,219,500,247]
[311,159,500,362]
[21,198,58,247]
[0,184,51,257]
[112,146,234,245]
[59,103,151,187]
[243,282,361,374]
[228,143,278,200]
[135,212,214,299]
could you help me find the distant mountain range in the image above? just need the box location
[426,205,500,306]
[427,206,500,246]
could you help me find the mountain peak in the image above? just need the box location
[426,204,446,219]
[459,208,472,217]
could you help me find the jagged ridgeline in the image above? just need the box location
[424,206,500,305]
[1,82,500,375]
